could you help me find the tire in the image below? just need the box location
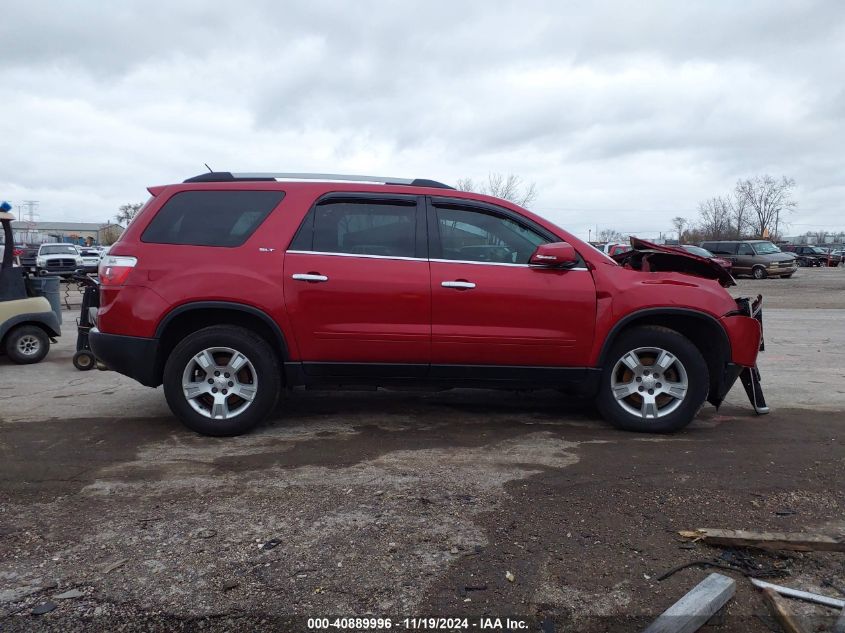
[752,266,767,279]
[595,326,709,433]
[163,325,281,436]
[4,325,50,364]
[73,350,96,371]
[796,259,806,267]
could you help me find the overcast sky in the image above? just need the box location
[2,0,843,239]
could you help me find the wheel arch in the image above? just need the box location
[154,302,289,384]
[0,314,60,344]
[598,308,731,405]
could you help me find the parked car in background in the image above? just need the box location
[700,240,797,279]
[77,248,102,273]
[782,245,841,267]
[0,243,24,267]
[36,243,84,277]
[90,171,767,437]
[676,245,733,273]
[601,242,632,256]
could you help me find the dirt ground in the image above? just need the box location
[1,267,844,632]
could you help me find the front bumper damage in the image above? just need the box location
[733,294,768,414]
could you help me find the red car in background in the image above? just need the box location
[676,244,733,273]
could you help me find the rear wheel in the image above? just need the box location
[595,326,708,433]
[163,325,281,436]
[752,266,767,279]
[4,325,50,364]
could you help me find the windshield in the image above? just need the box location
[810,247,828,254]
[80,250,99,256]
[40,245,78,255]
[680,245,713,257]
[752,242,781,255]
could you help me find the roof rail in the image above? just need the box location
[183,172,454,189]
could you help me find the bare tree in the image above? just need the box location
[116,202,144,226]
[671,216,688,242]
[456,173,538,208]
[729,189,750,237]
[697,196,733,240]
[597,228,624,243]
[734,175,796,240]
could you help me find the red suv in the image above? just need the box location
[91,172,767,436]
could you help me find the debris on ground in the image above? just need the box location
[505,571,515,583]
[750,578,845,609]
[53,588,86,600]
[31,601,58,615]
[759,587,809,633]
[100,558,129,574]
[679,528,845,552]
[192,528,217,539]
[261,538,282,551]
[642,572,736,633]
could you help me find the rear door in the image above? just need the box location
[283,193,430,376]
[427,197,596,372]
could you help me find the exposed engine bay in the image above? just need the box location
[612,237,736,287]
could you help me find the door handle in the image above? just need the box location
[292,273,329,282]
[441,280,476,289]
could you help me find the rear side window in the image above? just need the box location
[708,242,737,255]
[295,199,417,258]
[142,191,284,247]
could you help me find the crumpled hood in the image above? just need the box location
[611,237,736,287]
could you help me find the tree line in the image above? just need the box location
[680,175,797,243]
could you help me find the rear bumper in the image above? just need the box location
[89,328,161,387]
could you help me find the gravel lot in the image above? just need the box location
[1,267,844,631]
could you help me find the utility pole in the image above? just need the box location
[21,200,39,223]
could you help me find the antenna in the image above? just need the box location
[204,163,213,173]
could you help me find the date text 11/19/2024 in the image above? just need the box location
[307,617,531,631]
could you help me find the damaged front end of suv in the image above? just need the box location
[613,238,769,414]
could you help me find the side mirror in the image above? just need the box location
[529,242,579,268]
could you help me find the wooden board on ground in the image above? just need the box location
[642,572,736,633]
[678,529,845,552]
[760,588,809,633]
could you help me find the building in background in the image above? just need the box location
[10,221,124,246]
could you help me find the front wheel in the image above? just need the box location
[595,326,709,433]
[163,325,281,436]
[752,266,767,279]
[4,325,50,364]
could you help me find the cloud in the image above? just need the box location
[1,0,843,237]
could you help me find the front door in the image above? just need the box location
[427,199,596,369]
[284,194,430,375]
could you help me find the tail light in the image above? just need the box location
[13,248,22,257]
[99,255,137,286]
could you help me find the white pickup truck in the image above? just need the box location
[36,243,84,277]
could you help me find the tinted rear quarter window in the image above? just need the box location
[142,190,284,247]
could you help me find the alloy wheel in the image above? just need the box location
[181,347,258,420]
[610,346,689,420]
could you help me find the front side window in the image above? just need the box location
[142,190,284,247]
[434,206,548,264]
[305,199,417,258]
[752,242,781,255]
